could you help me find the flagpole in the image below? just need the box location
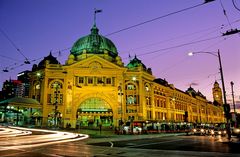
[94,9,102,26]
[94,8,96,26]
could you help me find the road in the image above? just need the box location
[89,135,240,156]
[1,126,240,157]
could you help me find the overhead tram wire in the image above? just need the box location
[121,19,240,59]
[1,46,71,73]
[120,18,240,56]
[0,27,31,64]
[220,0,233,29]
[137,35,221,57]
[105,0,216,37]
[122,21,240,60]
[3,16,238,72]
[232,0,240,12]
[122,26,221,55]
[4,1,239,73]
[0,54,21,62]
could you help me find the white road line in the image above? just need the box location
[109,141,114,147]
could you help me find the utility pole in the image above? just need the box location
[230,81,237,127]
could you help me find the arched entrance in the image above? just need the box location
[76,97,113,128]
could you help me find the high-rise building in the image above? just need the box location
[17,71,31,97]
[1,79,22,100]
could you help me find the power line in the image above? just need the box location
[105,1,215,36]
[219,0,233,29]
[0,27,30,63]
[232,0,240,12]
[137,35,221,57]
[0,54,21,62]
[120,18,240,55]
[1,47,71,73]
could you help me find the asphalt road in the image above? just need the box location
[1,134,240,157]
[89,135,240,154]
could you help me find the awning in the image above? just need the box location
[0,97,41,108]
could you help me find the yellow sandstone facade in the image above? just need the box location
[29,24,225,129]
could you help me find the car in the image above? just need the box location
[232,128,240,137]
[192,126,206,135]
[205,126,215,135]
[211,127,227,136]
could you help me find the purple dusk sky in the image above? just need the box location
[0,0,239,104]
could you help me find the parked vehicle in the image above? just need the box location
[232,127,240,137]
[192,126,206,135]
[205,126,215,135]
[212,127,227,136]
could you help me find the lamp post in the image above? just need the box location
[188,49,231,138]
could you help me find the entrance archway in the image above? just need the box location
[77,97,113,128]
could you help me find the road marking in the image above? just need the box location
[109,141,114,147]
[126,139,183,148]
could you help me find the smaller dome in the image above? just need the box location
[127,55,146,70]
[38,52,60,69]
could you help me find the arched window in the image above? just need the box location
[78,98,112,112]
[48,81,63,104]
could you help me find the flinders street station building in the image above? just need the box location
[16,23,225,129]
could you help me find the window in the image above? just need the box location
[49,81,63,104]
[79,77,84,84]
[97,77,103,84]
[88,77,93,84]
[127,96,134,104]
[127,84,135,90]
[106,78,111,84]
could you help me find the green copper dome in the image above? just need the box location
[70,25,118,57]
[127,55,146,70]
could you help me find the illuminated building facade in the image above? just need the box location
[29,24,225,128]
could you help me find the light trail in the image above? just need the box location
[0,127,32,137]
[0,126,89,150]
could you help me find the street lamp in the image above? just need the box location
[188,49,231,137]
